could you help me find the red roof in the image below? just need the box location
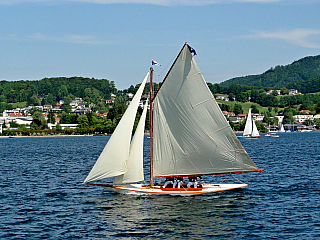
[300,110,311,114]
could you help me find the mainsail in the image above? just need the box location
[113,101,148,184]
[152,44,258,177]
[84,72,149,183]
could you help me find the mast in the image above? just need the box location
[149,67,154,187]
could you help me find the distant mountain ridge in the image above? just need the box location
[220,54,320,90]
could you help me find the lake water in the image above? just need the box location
[0,132,319,239]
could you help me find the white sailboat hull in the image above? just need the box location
[86,183,248,196]
[237,136,261,139]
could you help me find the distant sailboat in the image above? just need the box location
[279,124,285,132]
[238,109,261,138]
[83,43,263,195]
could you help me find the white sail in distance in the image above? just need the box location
[252,120,260,137]
[113,101,148,184]
[152,44,258,177]
[243,108,252,137]
[84,72,149,183]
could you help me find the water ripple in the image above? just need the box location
[0,133,319,239]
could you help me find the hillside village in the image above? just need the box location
[0,93,150,134]
[0,88,318,135]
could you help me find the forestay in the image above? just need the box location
[84,72,149,183]
[152,44,258,177]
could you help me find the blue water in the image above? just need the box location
[0,133,319,239]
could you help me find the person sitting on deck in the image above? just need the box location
[163,177,174,188]
[187,176,198,188]
[173,177,184,188]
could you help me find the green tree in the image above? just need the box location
[56,123,62,131]
[228,93,235,102]
[315,119,320,129]
[47,111,55,124]
[251,104,259,113]
[31,111,47,129]
[58,85,69,98]
[281,87,289,95]
[62,104,72,113]
[283,110,294,124]
[77,115,89,128]
[256,122,268,132]
[28,95,40,106]
[46,93,54,105]
[303,119,313,126]
[0,95,7,102]
[86,111,94,127]
[233,103,243,115]
[315,102,320,114]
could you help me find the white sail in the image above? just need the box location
[152,44,258,177]
[113,101,148,184]
[243,108,252,137]
[84,72,149,183]
[252,120,260,137]
[279,124,285,132]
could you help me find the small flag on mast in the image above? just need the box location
[152,59,161,66]
[187,45,197,56]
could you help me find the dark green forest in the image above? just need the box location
[220,54,320,91]
[0,77,117,104]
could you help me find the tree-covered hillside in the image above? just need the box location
[220,55,320,89]
[0,76,117,104]
[287,76,320,93]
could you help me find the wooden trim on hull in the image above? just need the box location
[83,183,249,195]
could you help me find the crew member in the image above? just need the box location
[187,176,198,188]
[163,177,174,188]
[173,177,184,188]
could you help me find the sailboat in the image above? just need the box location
[83,43,263,196]
[238,108,261,138]
[279,124,285,132]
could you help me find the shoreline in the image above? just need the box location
[0,135,88,138]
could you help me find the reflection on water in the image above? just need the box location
[90,191,249,239]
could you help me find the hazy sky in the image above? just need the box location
[1,0,320,89]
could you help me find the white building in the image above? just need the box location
[126,93,134,98]
[289,89,300,95]
[293,115,314,123]
[252,114,264,122]
[48,123,78,129]
[274,116,284,124]
[216,96,229,101]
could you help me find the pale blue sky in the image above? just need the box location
[1,0,320,89]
